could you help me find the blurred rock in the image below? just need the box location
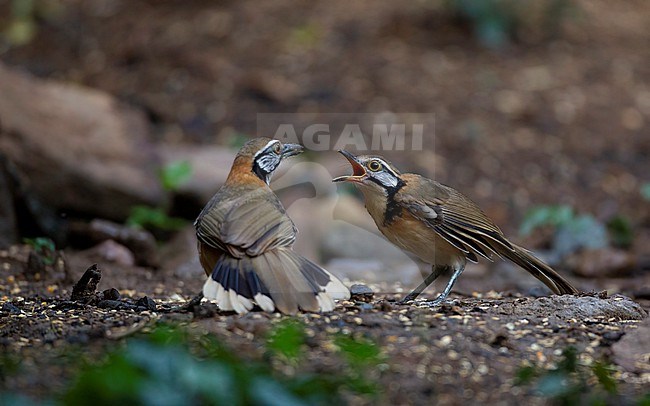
[157,143,235,207]
[135,296,157,312]
[69,219,158,267]
[566,248,636,278]
[0,156,18,248]
[613,317,650,373]
[493,294,646,321]
[0,62,164,221]
[553,216,609,259]
[631,286,650,300]
[350,284,374,302]
[81,240,135,267]
[158,226,204,282]
[321,222,414,265]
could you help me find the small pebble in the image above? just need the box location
[136,296,157,312]
[350,284,374,302]
[1,302,21,314]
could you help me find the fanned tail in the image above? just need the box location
[203,248,350,315]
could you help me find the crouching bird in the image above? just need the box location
[333,151,578,306]
[195,138,350,314]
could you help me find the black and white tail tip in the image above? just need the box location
[202,254,350,314]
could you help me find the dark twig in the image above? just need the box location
[71,264,101,303]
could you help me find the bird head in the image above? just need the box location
[231,137,304,185]
[333,150,404,195]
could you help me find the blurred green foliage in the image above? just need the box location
[331,333,384,395]
[445,0,575,49]
[266,319,307,362]
[159,160,193,192]
[334,334,382,367]
[2,0,64,47]
[606,216,634,249]
[0,353,21,384]
[264,319,383,398]
[64,326,240,406]
[126,206,187,231]
[23,236,56,265]
[287,24,322,50]
[126,160,194,232]
[638,394,650,406]
[520,205,610,257]
[0,322,383,405]
[515,346,622,405]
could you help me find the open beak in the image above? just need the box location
[281,143,304,158]
[332,150,367,183]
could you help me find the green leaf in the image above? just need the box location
[607,216,634,248]
[514,365,538,385]
[60,323,381,405]
[23,237,56,265]
[4,19,36,46]
[557,346,579,373]
[23,237,55,253]
[266,319,306,361]
[288,24,322,49]
[126,206,187,231]
[334,334,382,367]
[592,362,617,394]
[637,393,650,406]
[159,160,193,191]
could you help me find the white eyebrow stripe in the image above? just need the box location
[253,140,280,159]
[377,158,398,178]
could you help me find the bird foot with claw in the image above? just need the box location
[420,299,446,308]
[397,296,419,305]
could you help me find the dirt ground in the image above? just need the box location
[1,0,649,404]
[1,244,648,405]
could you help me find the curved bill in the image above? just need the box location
[332,150,367,183]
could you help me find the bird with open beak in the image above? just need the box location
[334,150,578,307]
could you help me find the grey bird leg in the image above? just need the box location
[399,265,449,304]
[423,263,465,307]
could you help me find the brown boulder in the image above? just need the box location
[0,62,164,221]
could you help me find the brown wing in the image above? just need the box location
[397,176,514,263]
[396,175,578,295]
[195,187,297,259]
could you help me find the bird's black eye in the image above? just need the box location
[273,143,282,154]
[368,160,382,172]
